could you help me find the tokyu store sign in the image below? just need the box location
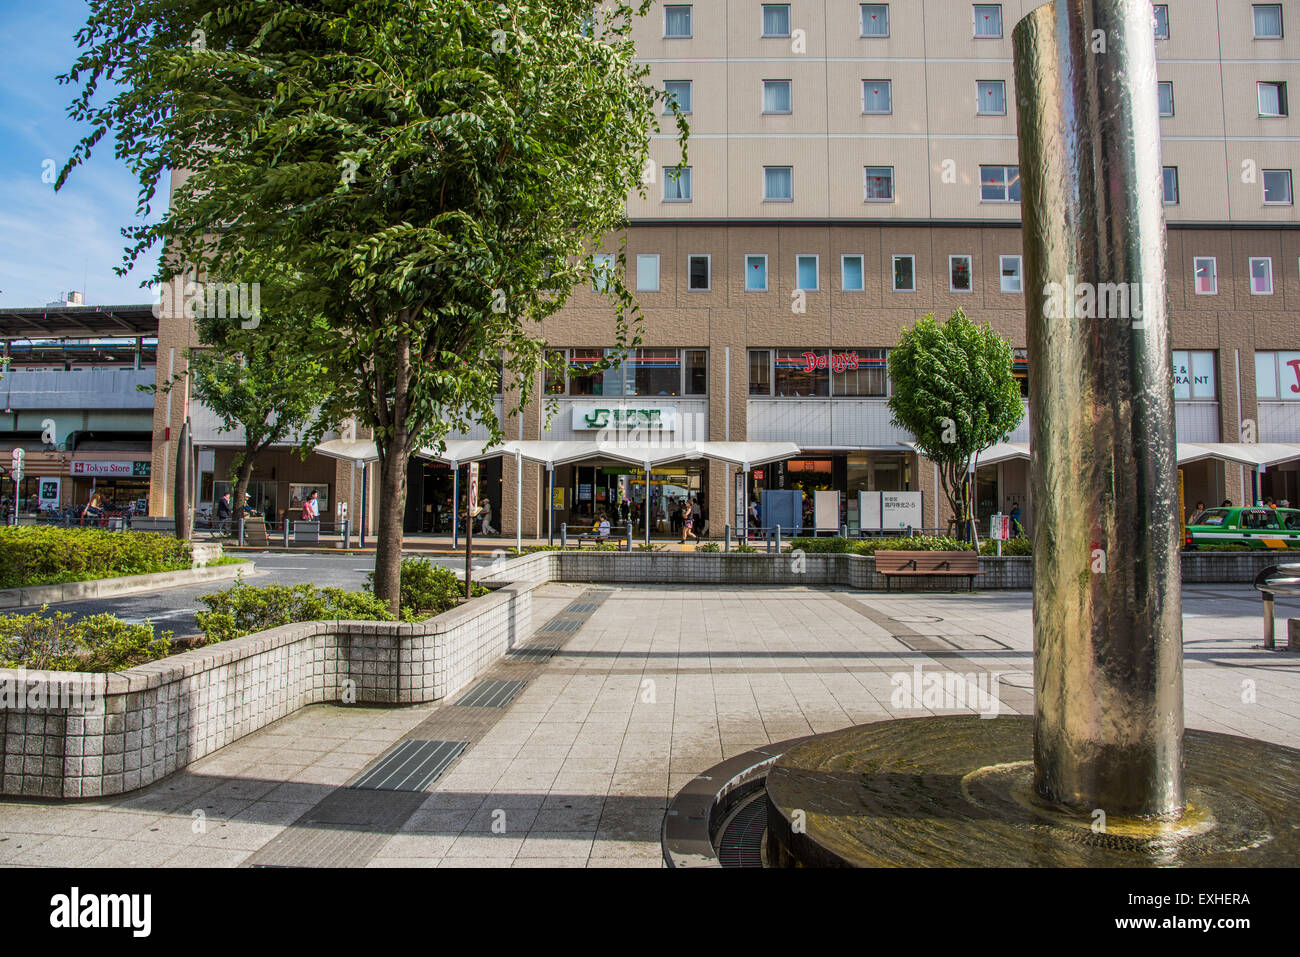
[71,460,152,478]
[572,406,678,431]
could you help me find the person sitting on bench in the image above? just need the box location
[596,514,611,543]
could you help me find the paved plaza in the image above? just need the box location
[2,582,1297,868]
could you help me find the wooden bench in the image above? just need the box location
[874,549,981,592]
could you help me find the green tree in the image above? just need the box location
[59,0,685,611]
[887,310,1024,538]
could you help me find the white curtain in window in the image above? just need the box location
[1259,83,1283,115]
[861,4,889,36]
[665,5,691,36]
[664,167,691,200]
[763,5,790,35]
[863,81,891,113]
[764,81,792,113]
[865,167,892,200]
[978,81,1005,114]
[765,167,792,200]
[1254,5,1283,37]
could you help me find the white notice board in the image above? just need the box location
[814,490,840,532]
[858,491,882,531]
[881,491,923,529]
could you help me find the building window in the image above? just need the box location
[746,254,769,291]
[591,254,614,293]
[864,166,894,202]
[892,254,915,292]
[663,165,692,202]
[1249,256,1273,295]
[664,4,692,37]
[1193,257,1217,295]
[1259,81,1288,116]
[796,255,819,291]
[774,349,831,397]
[1153,4,1170,39]
[1162,167,1179,204]
[762,4,791,37]
[863,80,892,114]
[749,349,772,395]
[973,4,1002,38]
[980,165,1020,202]
[1253,5,1283,39]
[860,4,889,37]
[764,166,793,201]
[976,80,1006,115]
[841,255,865,292]
[1013,348,1029,397]
[688,254,711,291]
[999,255,1022,294]
[1255,351,1300,400]
[1263,169,1293,204]
[636,254,660,292]
[1172,351,1217,400]
[834,349,889,397]
[763,79,793,114]
[949,255,973,292]
[685,350,708,395]
[1158,81,1174,116]
[664,80,692,114]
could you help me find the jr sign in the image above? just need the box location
[571,406,678,431]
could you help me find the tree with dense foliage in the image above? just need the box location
[59,0,686,611]
[887,310,1024,539]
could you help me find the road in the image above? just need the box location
[45,552,503,639]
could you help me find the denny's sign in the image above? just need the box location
[572,406,678,431]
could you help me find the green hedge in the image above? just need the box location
[364,557,487,622]
[0,607,172,673]
[979,537,1032,556]
[195,581,396,644]
[0,526,193,589]
[789,536,974,555]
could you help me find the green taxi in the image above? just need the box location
[1184,506,1300,550]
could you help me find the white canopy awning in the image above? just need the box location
[974,442,1030,466]
[314,438,380,464]
[690,441,801,469]
[1177,442,1300,470]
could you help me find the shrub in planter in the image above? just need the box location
[0,526,193,589]
[0,606,172,672]
[980,536,1032,556]
[364,557,488,621]
[695,542,720,552]
[867,536,973,554]
[196,581,395,645]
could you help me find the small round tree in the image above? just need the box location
[887,310,1025,540]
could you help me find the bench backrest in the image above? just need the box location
[874,549,979,573]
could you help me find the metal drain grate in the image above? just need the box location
[566,602,599,613]
[539,618,583,634]
[894,633,1010,652]
[507,643,561,663]
[717,792,768,868]
[453,678,527,708]
[351,740,467,792]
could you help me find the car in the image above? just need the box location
[1184,506,1300,550]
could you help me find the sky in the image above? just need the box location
[0,0,162,308]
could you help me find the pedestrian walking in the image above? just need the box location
[479,497,497,535]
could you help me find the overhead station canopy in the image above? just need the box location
[1177,443,1300,470]
[0,304,159,340]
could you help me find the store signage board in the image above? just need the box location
[468,462,481,516]
[10,449,24,481]
[989,513,1010,541]
[70,460,149,478]
[39,478,60,507]
[572,406,678,431]
[814,490,840,532]
[881,491,923,529]
[858,491,882,530]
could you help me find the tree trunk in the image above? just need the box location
[372,446,409,615]
[231,451,256,533]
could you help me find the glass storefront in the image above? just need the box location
[748,451,913,532]
[556,461,708,537]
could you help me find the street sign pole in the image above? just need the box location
[10,449,25,526]
[466,462,480,599]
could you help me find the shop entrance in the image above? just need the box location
[559,461,709,538]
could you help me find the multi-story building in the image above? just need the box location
[149,1,1300,538]
[1,298,158,517]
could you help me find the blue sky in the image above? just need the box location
[0,0,161,307]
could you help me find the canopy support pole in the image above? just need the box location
[546,463,554,547]
[644,459,652,548]
[515,450,523,551]
[451,461,459,549]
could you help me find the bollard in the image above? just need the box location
[283,519,291,549]
[724,524,731,552]
[237,514,245,547]
[775,524,782,554]
[626,522,632,552]
[343,517,350,551]
[561,523,567,549]
[1263,591,1275,651]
